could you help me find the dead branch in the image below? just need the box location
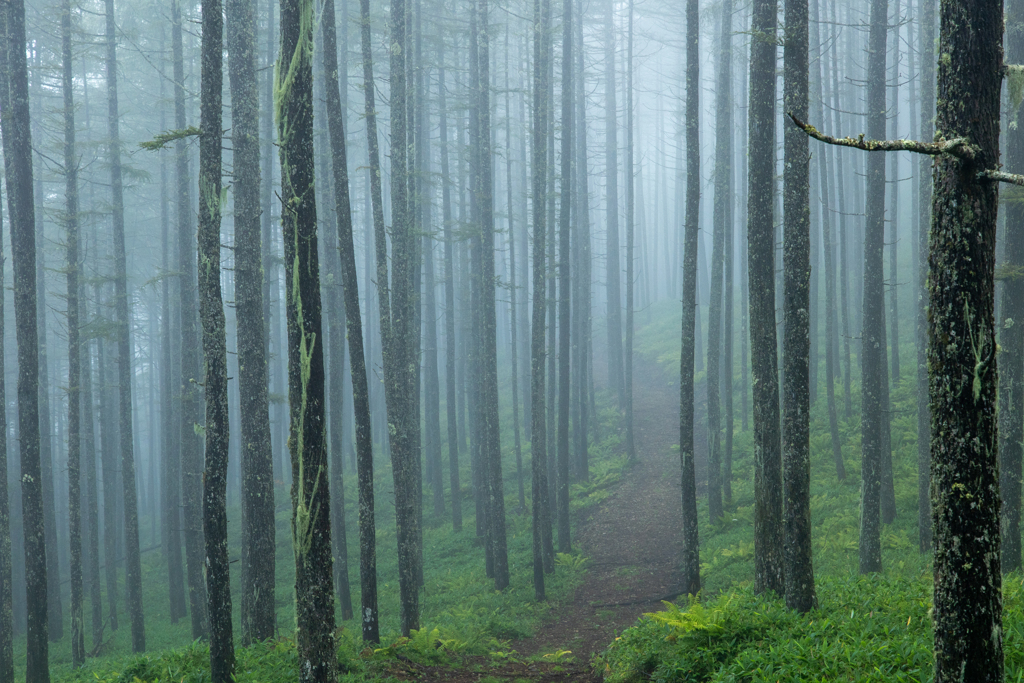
[787,112,978,160]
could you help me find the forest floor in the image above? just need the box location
[379,357,687,682]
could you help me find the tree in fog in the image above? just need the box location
[0,0,50,673]
[62,0,84,662]
[781,0,815,613]
[0,24,13,680]
[198,0,233,675]
[277,0,338,673]
[748,0,783,596]
[226,0,277,642]
[678,0,701,598]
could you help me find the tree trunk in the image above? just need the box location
[199,0,234,676]
[319,0,359,622]
[227,0,276,643]
[173,0,210,640]
[0,17,13,676]
[812,0,844,482]
[557,0,574,552]
[62,0,84,662]
[531,0,554,602]
[1001,0,1024,574]
[928,0,1003,677]
[707,0,732,524]
[679,0,701,598]
[604,0,623,405]
[356,3,385,641]
[0,0,50,671]
[748,0,784,596]
[858,0,887,575]
[277,0,340,673]
[574,0,591,482]
[437,43,463,534]
[782,0,815,613]
[917,0,935,555]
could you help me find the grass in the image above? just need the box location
[19,348,627,681]
[598,299,1009,682]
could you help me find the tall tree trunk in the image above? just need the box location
[749,0,783,596]
[0,0,50,672]
[96,307,118,633]
[158,27,187,625]
[557,0,574,552]
[929,1,1002,677]
[679,0,701,598]
[604,0,623,405]
[0,16,13,676]
[105,0,145,650]
[82,303,102,647]
[1001,0,1024,574]
[782,0,815,613]
[707,0,731,524]
[574,0,591,482]
[722,2,736,506]
[812,0,844,482]
[859,0,887,575]
[437,42,463,534]
[199,0,234,676]
[320,0,360,622]
[277,0,340,672]
[531,0,554,602]
[63,0,84,662]
[173,0,210,640]
[917,0,935,555]
[505,25,526,511]
[227,0,276,643]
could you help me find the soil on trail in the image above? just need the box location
[381,357,688,682]
[513,357,686,663]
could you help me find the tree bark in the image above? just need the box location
[0,0,50,671]
[227,0,277,643]
[531,0,554,602]
[707,0,732,524]
[679,0,701,598]
[859,0,887,575]
[0,12,13,675]
[173,0,210,640]
[199,0,234,676]
[557,0,574,552]
[929,0,1003,678]
[782,0,815,613]
[1002,0,1024,574]
[604,0,623,406]
[277,0,340,672]
[62,0,84,661]
[748,0,784,596]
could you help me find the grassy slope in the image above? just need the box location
[602,299,1024,682]
[20,347,626,681]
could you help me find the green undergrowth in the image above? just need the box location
[600,574,1024,682]
[600,300,982,681]
[37,355,626,681]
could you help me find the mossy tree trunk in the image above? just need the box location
[277,0,340,674]
[929,0,1003,678]
[0,12,13,676]
[1000,0,1024,573]
[199,0,234,677]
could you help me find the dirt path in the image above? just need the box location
[382,357,686,682]
[513,357,684,664]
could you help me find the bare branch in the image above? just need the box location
[787,112,978,160]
